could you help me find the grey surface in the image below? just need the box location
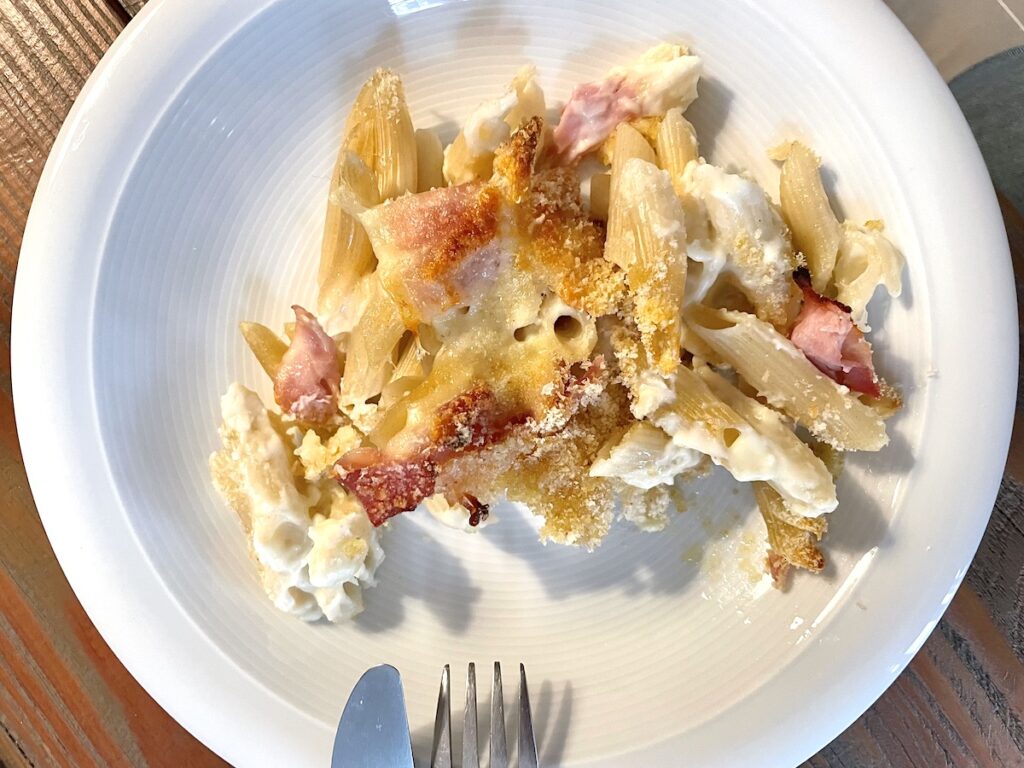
[950,46,1024,212]
[954,46,1024,687]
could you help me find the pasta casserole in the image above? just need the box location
[209,43,904,621]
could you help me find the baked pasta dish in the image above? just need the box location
[210,44,904,621]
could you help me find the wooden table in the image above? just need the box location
[1,2,1021,766]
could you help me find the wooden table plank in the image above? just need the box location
[0,2,1022,766]
[116,0,143,18]
[0,2,226,767]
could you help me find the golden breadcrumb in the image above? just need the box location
[493,116,541,203]
[558,256,625,321]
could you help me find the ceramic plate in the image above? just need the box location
[12,0,1016,765]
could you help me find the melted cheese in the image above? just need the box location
[590,422,701,488]
[682,160,796,326]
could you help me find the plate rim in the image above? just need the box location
[11,0,1017,765]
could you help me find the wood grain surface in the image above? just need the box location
[0,2,1021,767]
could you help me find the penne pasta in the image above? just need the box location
[340,277,407,405]
[379,331,433,409]
[598,116,663,166]
[686,304,888,450]
[754,482,825,580]
[344,69,417,200]
[774,141,840,294]
[604,123,657,273]
[415,128,445,192]
[697,366,836,516]
[678,317,722,364]
[239,321,288,380]
[655,107,699,192]
[652,364,776,480]
[611,159,688,375]
[317,151,380,319]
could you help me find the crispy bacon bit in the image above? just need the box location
[273,306,340,424]
[461,494,490,527]
[336,456,438,526]
[430,385,527,459]
[337,384,529,526]
[789,269,881,397]
[552,78,640,162]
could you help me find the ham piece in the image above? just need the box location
[789,269,880,397]
[337,451,439,527]
[551,43,702,163]
[273,305,340,424]
[552,78,641,162]
[335,384,526,526]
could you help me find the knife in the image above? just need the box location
[331,665,415,768]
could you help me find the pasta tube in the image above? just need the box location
[340,278,407,405]
[775,141,840,293]
[239,322,287,380]
[610,158,688,375]
[415,128,445,192]
[655,107,699,193]
[344,69,417,200]
[605,122,657,270]
[317,151,380,318]
[686,304,888,450]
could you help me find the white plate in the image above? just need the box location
[12,0,1016,765]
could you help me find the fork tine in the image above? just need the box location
[463,663,480,768]
[431,665,452,768]
[490,662,509,768]
[518,664,539,768]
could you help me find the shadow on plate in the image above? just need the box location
[355,517,482,635]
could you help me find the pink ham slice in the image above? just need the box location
[273,305,340,424]
[789,269,880,397]
[358,183,507,327]
[552,78,641,162]
[549,45,701,163]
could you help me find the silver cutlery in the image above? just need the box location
[331,664,415,767]
[431,662,539,768]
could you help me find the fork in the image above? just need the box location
[430,662,539,768]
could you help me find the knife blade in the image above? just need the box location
[331,665,415,768]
